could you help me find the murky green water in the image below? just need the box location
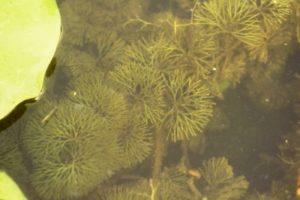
[1,0,300,199]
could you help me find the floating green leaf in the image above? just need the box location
[0,0,61,120]
[0,171,27,200]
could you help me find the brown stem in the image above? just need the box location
[187,177,202,199]
[152,126,166,179]
[181,139,191,169]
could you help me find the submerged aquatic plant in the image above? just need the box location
[91,167,193,200]
[154,167,193,200]
[56,33,126,79]
[123,34,180,73]
[56,43,97,78]
[95,32,126,71]
[4,0,298,199]
[250,0,292,28]
[59,0,92,46]
[193,0,263,48]
[0,123,28,185]
[118,114,153,168]
[68,72,128,133]
[110,62,165,124]
[245,181,294,200]
[209,50,247,97]
[173,27,216,78]
[22,100,121,200]
[200,157,236,186]
[57,0,138,79]
[59,0,143,46]
[90,0,144,35]
[164,71,214,142]
[199,157,249,200]
[249,25,292,63]
[90,179,149,200]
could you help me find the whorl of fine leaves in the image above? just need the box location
[173,27,216,78]
[67,72,128,133]
[193,0,263,48]
[123,35,180,73]
[118,113,153,168]
[250,0,292,28]
[22,100,121,200]
[199,157,249,200]
[110,62,165,124]
[164,71,214,142]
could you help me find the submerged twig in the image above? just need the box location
[41,106,57,124]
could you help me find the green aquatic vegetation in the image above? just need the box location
[90,180,150,200]
[173,27,217,78]
[243,25,292,110]
[22,100,121,200]
[57,33,126,78]
[60,0,143,46]
[125,10,248,96]
[250,0,292,28]
[57,0,129,78]
[261,80,300,199]
[199,157,249,200]
[118,114,153,168]
[200,157,235,186]
[93,168,193,200]
[164,70,214,141]
[123,34,180,73]
[4,0,299,199]
[246,181,294,200]
[91,0,147,43]
[95,32,126,72]
[94,158,248,200]
[248,52,290,85]
[56,43,97,78]
[67,73,128,133]
[93,0,144,31]
[193,0,263,48]
[209,51,247,97]
[110,62,165,124]
[249,25,292,63]
[154,167,193,200]
[59,0,89,46]
[246,49,292,111]
[0,124,28,185]
[142,11,190,37]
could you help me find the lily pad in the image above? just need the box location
[0,0,61,120]
[0,171,27,200]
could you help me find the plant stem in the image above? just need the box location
[152,126,166,179]
[187,177,202,199]
[181,139,191,169]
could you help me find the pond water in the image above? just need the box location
[0,0,300,200]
